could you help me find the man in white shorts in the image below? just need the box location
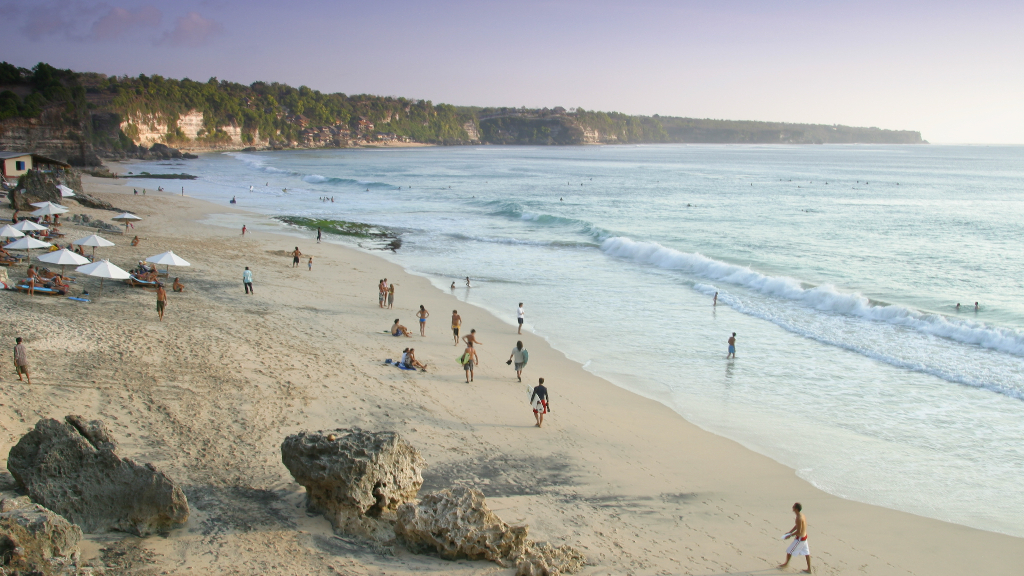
[779,502,811,573]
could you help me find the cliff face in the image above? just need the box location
[0,111,101,166]
[120,110,260,150]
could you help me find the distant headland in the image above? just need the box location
[0,62,924,166]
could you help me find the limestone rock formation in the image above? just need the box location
[7,416,189,536]
[395,486,528,564]
[515,541,587,576]
[281,428,425,538]
[396,486,585,574]
[0,495,83,574]
[8,168,82,211]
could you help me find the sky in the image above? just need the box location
[2,0,1022,143]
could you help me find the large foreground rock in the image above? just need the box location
[281,428,424,538]
[7,416,189,536]
[396,486,528,564]
[0,495,82,574]
[396,486,585,574]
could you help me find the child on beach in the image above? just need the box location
[308,256,313,271]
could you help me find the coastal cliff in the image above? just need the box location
[0,62,923,163]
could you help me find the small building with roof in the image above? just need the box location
[0,151,72,179]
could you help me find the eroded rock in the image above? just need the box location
[281,428,424,539]
[7,416,189,536]
[396,486,585,573]
[0,497,82,574]
[395,486,528,565]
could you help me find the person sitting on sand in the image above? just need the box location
[391,319,412,337]
[172,277,184,292]
[131,235,140,247]
[406,348,428,371]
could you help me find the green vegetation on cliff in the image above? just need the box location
[0,60,924,161]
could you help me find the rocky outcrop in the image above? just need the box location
[396,486,585,574]
[0,495,83,574]
[396,486,528,564]
[67,194,122,214]
[7,416,189,536]
[515,541,587,576]
[280,428,424,539]
[8,168,82,211]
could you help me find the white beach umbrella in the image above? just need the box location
[5,236,53,270]
[146,250,191,278]
[75,259,130,298]
[30,204,70,217]
[37,248,90,276]
[57,184,76,197]
[111,212,142,233]
[30,201,68,209]
[0,225,25,240]
[11,220,48,232]
[72,234,115,259]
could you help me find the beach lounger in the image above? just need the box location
[15,284,68,296]
[124,275,158,287]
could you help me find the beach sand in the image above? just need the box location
[0,172,1021,575]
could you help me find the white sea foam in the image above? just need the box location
[602,236,1024,358]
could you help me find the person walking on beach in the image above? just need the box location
[291,247,302,268]
[531,378,549,428]
[243,267,254,295]
[388,284,396,309]
[416,305,429,336]
[308,256,313,271]
[508,340,528,382]
[156,283,167,322]
[241,225,247,236]
[452,310,462,345]
[779,502,811,573]
[463,329,483,347]
[517,303,525,334]
[727,332,736,359]
[13,337,30,384]
[461,341,478,383]
[316,227,322,243]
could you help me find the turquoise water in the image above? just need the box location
[128,144,1024,536]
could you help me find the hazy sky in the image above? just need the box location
[2,0,1022,143]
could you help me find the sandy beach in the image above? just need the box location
[0,170,1021,576]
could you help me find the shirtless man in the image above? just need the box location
[779,502,811,573]
[156,283,167,322]
[291,247,302,268]
[727,332,736,359]
[378,280,386,308]
[461,341,478,383]
[463,329,483,347]
[451,310,462,345]
[391,319,412,337]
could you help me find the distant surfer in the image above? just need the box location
[956,303,960,311]
[530,378,549,427]
[727,332,736,359]
[975,301,980,311]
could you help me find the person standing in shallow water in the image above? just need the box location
[779,502,811,573]
[517,302,525,334]
[316,227,322,243]
[727,332,736,359]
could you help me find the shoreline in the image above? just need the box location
[0,171,1020,574]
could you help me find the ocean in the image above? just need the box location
[125,144,1024,537]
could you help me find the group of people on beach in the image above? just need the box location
[378,280,549,427]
